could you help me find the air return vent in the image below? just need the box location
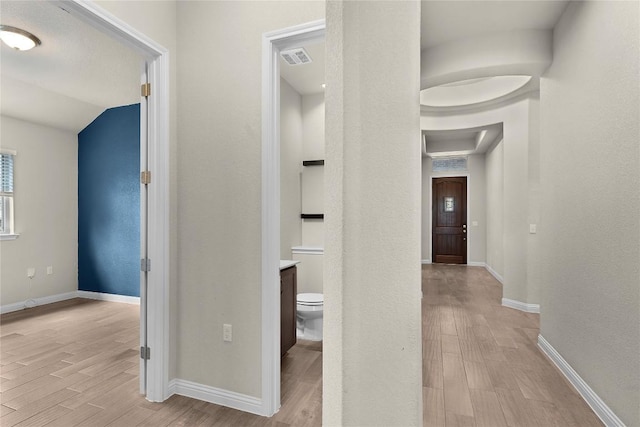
[280,47,312,66]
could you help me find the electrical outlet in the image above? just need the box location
[223,324,232,342]
[47,266,53,275]
[529,224,537,234]
[27,268,36,278]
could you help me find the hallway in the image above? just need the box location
[422,264,603,427]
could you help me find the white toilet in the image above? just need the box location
[296,293,323,341]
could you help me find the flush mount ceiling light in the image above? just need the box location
[0,25,41,51]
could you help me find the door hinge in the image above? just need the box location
[140,346,151,360]
[141,83,151,97]
[141,258,151,272]
[141,170,151,185]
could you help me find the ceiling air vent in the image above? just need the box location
[280,47,312,66]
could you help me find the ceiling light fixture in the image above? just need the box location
[0,25,41,51]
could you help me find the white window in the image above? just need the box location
[432,156,467,172]
[0,150,16,237]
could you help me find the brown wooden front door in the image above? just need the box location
[432,177,467,264]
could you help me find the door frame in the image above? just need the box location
[261,19,325,416]
[428,172,471,264]
[59,0,170,402]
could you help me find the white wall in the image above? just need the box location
[280,78,302,260]
[526,94,541,303]
[324,1,422,424]
[485,139,504,278]
[539,2,639,425]
[421,154,486,265]
[176,1,324,399]
[0,116,77,306]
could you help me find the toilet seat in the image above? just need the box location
[297,293,323,306]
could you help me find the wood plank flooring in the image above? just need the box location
[422,264,603,427]
[1,265,604,426]
[0,299,322,427]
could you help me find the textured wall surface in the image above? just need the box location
[539,2,640,425]
[324,1,422,425]
[0,116,78,306]
[78,104,140,297]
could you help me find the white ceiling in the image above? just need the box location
[421,1,569,50]
[0,1,141,133]
[279,41,325,96]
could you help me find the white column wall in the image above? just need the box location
[324,1,423,425]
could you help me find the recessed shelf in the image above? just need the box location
[300,214,324,219]
[302,160,324,166]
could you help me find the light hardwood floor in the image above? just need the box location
[0,298,322,427]
[2,265,603,426]
[422,264,603,427]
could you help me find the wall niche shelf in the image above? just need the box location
[302,160,324,166]
[301,214,324,219]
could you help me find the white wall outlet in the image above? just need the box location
[529,224,537,234]
[472,221,478,226]
[27,268,36,278]
[47,266,53,275]
[223,324,232,342]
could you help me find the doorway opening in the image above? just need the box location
[47,2,170,402]
[262,19,325,416]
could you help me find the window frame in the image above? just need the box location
[0,149,18,240]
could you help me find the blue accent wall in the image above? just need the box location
[78,104,140,297]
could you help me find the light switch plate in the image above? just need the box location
[472,221,478,226]
[223,324,232,342]
[529,224,537,234]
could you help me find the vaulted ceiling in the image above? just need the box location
[0,1,141,133]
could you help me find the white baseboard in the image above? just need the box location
[171,379,264,416]
[421,259,431,264]
[467,261,485,267]
[501,298,540,314]
[77,291,140,305]
[1,291,78,314]
[291,246,324,255]
[1,290,140,314]
[538,335,625,427]
[484,264,504,284]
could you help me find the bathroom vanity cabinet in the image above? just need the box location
[280,265,297,357]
